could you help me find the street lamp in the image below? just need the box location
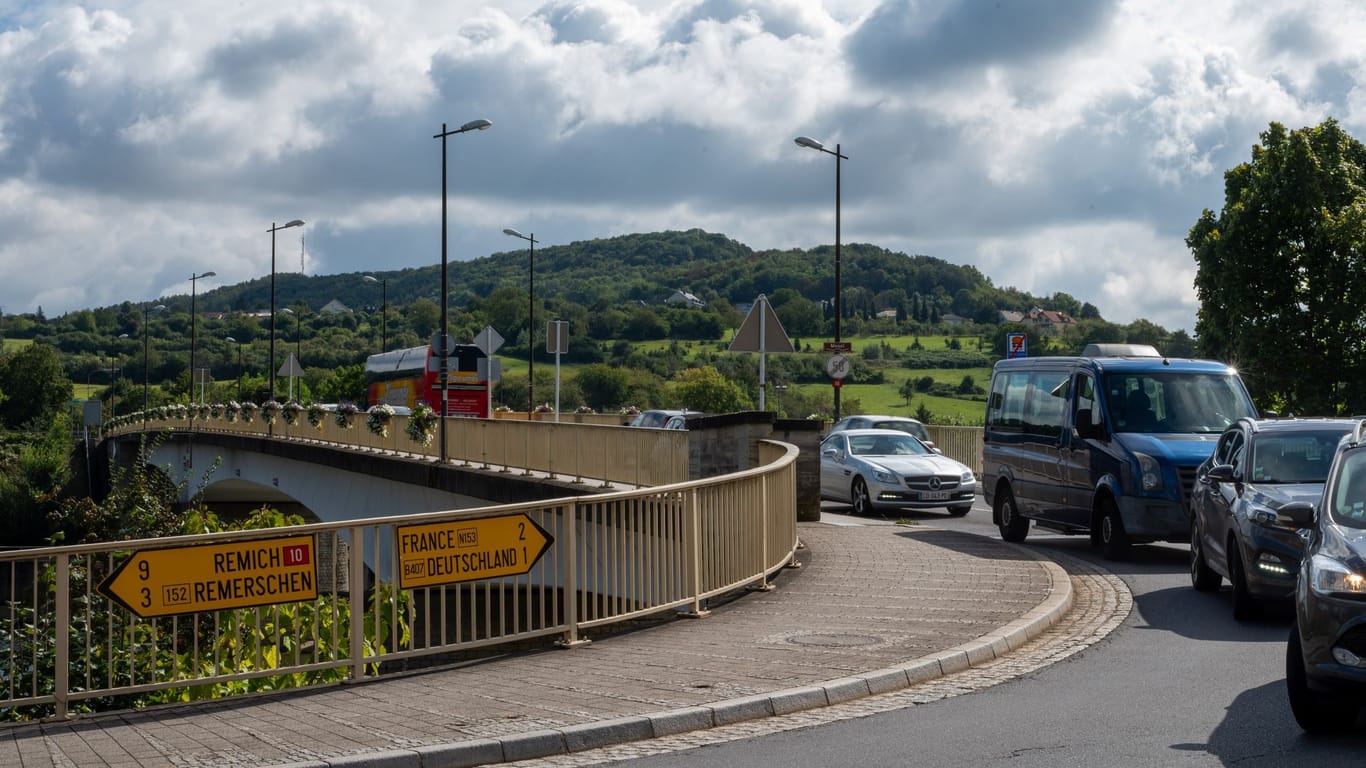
[503,228,538,419]
[141,304,166,424]
[433,117,492,462]
[267,219,305,401]
[362,275,387,353]
[189,270,216,403]
[794,135,848,420]
[225,336,244,401]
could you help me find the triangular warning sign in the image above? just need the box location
[277,353,305,378]
[729,294,794,353]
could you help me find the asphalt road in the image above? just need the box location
[545,500,1366,768]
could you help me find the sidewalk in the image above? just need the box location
[0,519,1073,768]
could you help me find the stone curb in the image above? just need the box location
[275,555,1073,768]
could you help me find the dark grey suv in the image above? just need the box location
[1189,418,1355,620]
[1282,421,1366,732]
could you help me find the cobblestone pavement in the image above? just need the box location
[506,551,1130,766]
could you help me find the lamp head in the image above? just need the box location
[460,119,493,132]
[285,219,304,229]
[225,336,236,343]
[196,271,217,279]
[363,275,379,284]
[795,136,826,151]
[503,228,525,239]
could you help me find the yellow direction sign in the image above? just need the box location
[397,514,554,588]
[99,535,318,619]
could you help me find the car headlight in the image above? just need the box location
[1134,452,1163,493]
[960,470,975,484]
[1308,554,1366,598]
[873,470,898,484]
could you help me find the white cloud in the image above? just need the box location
[2,0,1366,337]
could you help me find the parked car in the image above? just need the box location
[627,409,694,428]
[819,428,975,516]
[825,414,937,452]
[1281,420,1366,732]
[1189,417,1356,620]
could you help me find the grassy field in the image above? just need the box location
[2,338,31,353]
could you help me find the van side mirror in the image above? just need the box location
[1075,408,1104,440]
[1277,501,1314,528]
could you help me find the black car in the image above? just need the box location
[1282,420,1366,732]
[1189,417,1356,620]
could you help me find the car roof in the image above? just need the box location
[841,414,923,423]
[1236,417,1360,435]
[831,428,920,438]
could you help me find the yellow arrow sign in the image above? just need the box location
[99,535,318,619]
[397,514,554,588]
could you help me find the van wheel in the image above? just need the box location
[1287,621,1360,732]
[995,488,1029,542]
[851,478,874,516]
[1229,544,1261,621]
[1190,519,1221,592]
[1098,500,1130,560]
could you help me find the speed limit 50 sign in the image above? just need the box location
[825,353,850,380]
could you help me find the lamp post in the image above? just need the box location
[433,117,492,462]
[267,219,305,401]
[362,275,387,353]
[794,135,848,421]
[141,304,166,424]
[189,270,216,403]
[503,228,538,418]
[225,336,244,401]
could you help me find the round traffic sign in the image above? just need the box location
[826,353,850,380]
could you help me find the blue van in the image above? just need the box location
[982,344,1259,559]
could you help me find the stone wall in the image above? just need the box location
[682,411,823,522]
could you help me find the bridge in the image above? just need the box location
[2,409,821,720]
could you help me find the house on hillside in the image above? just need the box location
[941,313,970,325]
[319,299,352,315]
[665,290,705,308]
[998,310,1025,324]
[1024,307,1075,334]
[875,308,898,320]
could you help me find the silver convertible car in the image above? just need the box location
[820,428,976,516]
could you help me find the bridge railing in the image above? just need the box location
[107,410,690,488]
[0,440,798,721]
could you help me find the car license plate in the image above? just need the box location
[920,491,949,500]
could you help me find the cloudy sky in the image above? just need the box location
[1,0,1363,334]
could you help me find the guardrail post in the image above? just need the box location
[682,488,711,618]
[347,526,366,682]
[555,502,590,648]
[53,553,70,720]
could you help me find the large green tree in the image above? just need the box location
[0,343,73,430]
[1189,119,1366,414]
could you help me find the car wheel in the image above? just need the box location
[1228,544,1261,621]
[1190,519,1221,592]
[947,504,972,516]
[1098,499,1130,561]
[995,487,1029,542]
[851,478,874,516]
[1287,621,1360,733]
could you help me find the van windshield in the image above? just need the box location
[1103,372,1256,435]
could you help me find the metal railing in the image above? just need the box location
[0,437,797,721]
[925,424,984,475]
[107,410,690,488]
